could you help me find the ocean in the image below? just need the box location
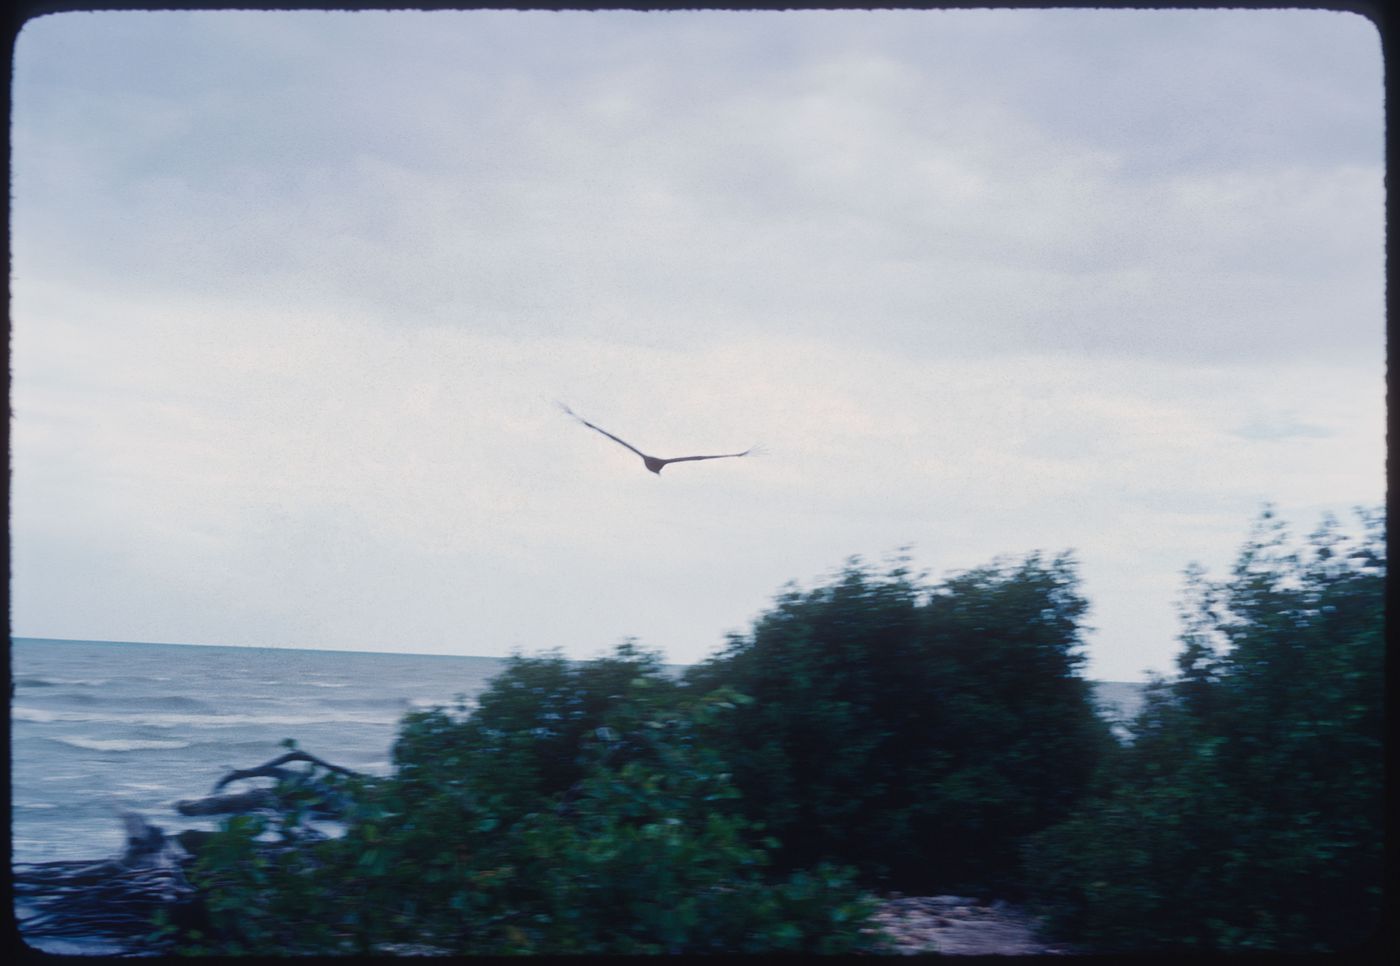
[10,637,1146,867]
[10,638,509,865]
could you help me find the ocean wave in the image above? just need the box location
[105,695,218,712]
[320,695,411,709]
[13,707,67,723]
[14,676,111,688]
[16,695,223,716]
[55,737,193,752]
[12,705,404,728]
[406,695,477,710]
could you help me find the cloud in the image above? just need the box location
[13,8,1382,368]
[1229,414,1335,442]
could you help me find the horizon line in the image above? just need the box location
[9,635,1155,683]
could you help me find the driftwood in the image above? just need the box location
[210,749,365,791]
[14,813,195,955]
[176,749,366,819]
[175,787,278,816]
[16,750,367,956]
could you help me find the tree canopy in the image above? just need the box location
[158,506,1384,955]
[1024,507,1385,953]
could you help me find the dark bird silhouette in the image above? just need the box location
[558,402,757,475]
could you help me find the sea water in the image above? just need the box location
[10,638,508,864]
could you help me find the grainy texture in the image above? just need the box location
[870,895,1077,956]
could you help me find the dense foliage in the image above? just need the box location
[172,648,881,954]
[1024,507,1385,952]
[684,552,1111,893]
[162,507,1384,955]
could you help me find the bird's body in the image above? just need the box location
[558,402,756,474]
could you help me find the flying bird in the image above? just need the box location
[558,402,757,475]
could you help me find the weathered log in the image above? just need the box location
[210,749,365,792]
[121,810,169,864]
[14,813,196,955]
[16,751,367,955]
[176,787,278,816]
[176,749,366,818]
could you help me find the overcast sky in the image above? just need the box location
[10,8,1385,681]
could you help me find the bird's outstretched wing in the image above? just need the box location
[657,448,756,466]
[557,402,653,460]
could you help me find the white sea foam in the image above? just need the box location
[15,676,112,687]
[12,707,64,723]
[13,705,402,728]
[407,695,475,710]
[56,737,193,752]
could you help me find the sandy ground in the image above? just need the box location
[870,894,1077,955]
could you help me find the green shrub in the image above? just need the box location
[392,640,680,817]
[685,552,1110,893]
[1025,507,1385,952]
[173,510,1384,955]
[177,643,884,955]
[484,693,882,954]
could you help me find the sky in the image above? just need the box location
[9,8,1386,681]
